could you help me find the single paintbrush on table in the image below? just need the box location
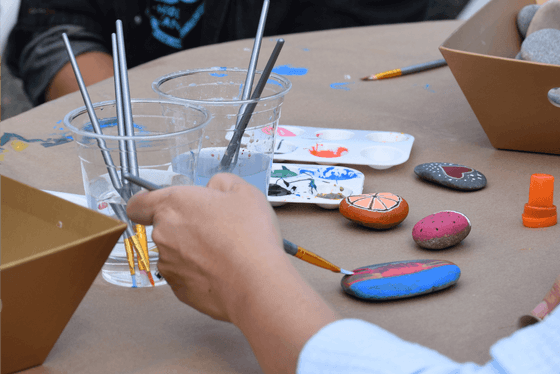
[122,173,354,276]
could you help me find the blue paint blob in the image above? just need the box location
[272,64,308,76]
[341,259,460,300]
[302,48,310,52]
[330,82,354,91]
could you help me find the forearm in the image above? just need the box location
[45,51,114,101]
[229,250,338,374]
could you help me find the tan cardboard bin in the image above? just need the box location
[1,176,127,374]
[440,0,560,154]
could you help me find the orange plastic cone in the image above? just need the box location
[522,173,557,228]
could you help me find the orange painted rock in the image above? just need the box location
[339,193,409,229]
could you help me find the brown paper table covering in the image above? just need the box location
[1,19,560,373]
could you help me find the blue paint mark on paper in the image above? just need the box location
[413,83,436,93]
[0,132,72,148]
[424,84,435,93]
[330,82,354,91]
[272,64,308,76]
[302,48,310,52]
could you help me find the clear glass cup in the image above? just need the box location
[64,99,210,287]
[152,67,292,196]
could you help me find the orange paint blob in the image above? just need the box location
[309,144,348,158]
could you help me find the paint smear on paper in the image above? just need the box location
[0,132,72,149]
[11,140,29,151]
[309,144,348,158]
[414,84,436,93]
[272,64,308,76]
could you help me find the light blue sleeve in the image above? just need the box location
[297,307,560,374]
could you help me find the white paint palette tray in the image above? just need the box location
[272,125,415,169]
[268,163,364,209]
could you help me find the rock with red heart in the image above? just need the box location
[412,211,471,250]
[414,162,486,191]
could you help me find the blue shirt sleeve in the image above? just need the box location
[297,307,560,374]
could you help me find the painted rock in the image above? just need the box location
[341,259,461,300]
[339,193,409,229]
[412,211,471,250]
[414,162,487,191]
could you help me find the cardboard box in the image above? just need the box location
[440,0,560,154]
[1,176,127,374]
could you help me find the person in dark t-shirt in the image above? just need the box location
[6,0,430,106]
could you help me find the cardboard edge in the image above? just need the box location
[0,224,127,272]
[0,175,128,271]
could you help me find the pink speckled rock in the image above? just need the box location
[412,211,471,250]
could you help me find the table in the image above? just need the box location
[2,19,560,373]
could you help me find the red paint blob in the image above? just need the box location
[442,166,472,178]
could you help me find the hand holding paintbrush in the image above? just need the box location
[123,173,353,275]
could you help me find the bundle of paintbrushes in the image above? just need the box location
[62,20,154,287]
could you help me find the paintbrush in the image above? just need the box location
[361,58,447,81]
[122,173,354,275]
[111,32,132,201]
[112,28,154,286]
[219,0,270,171]
[61,33,123,196]
[115,20,141,195]
[219,38,284,171]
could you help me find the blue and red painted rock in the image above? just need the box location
[341,259,461,300]
[339,192,409,229]
[414,162,486,191]
[412,211,471,250]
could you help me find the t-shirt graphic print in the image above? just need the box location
[148,0,204,49]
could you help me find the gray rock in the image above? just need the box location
[414,162,487,191]
[518,4,540,38]
[527,0,560,36]
[519,29,560,65]
[549,87,560,107]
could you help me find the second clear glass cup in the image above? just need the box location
[152,67,292,196]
